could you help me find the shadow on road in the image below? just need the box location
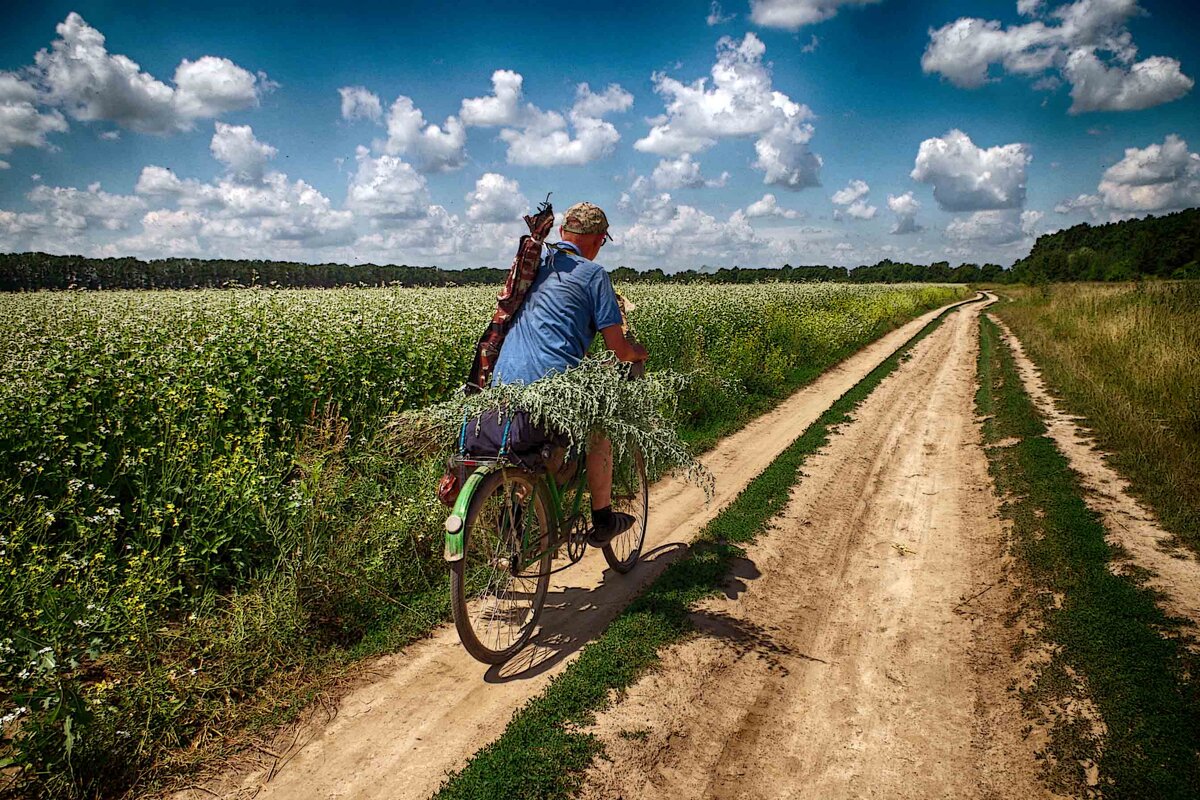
[483,541,692,683]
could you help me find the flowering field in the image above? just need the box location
[0,282,967,796]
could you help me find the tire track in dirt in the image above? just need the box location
[991,314,1200,633]
[581,297,1055,800]
[170,299,976,800]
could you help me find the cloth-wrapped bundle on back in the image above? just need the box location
[464,196,556,394]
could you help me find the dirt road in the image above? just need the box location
[176,299,975,800]
[581,296,1052,800]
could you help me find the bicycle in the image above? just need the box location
[443,442,649,664]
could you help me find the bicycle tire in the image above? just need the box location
[603,449,648,574]
[451,469,552,664]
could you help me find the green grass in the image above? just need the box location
[976,313,1200,799]
[993,282,1200,553]
[433,300,969,800]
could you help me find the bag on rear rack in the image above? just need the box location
[436,410,566,506]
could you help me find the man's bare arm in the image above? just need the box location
[601,324,648,363]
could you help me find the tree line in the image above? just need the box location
[1,208,1195,290]
[1011,208,1199,283]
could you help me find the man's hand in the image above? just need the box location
[601,324,649,363]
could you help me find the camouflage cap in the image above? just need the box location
[562,202,613,241]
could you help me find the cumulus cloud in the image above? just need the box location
[831,178,877,220]
[339,86,383,123]
[459,72,632,166]
[0,72,68,157]
[460,70,524,127]
[465,172,528,223]
[922,0,1193,114]
[384,96,466,172]
[1054,192,1103,215]
[745,193,801,219]
[651,154,729,190]
[210,122,276,183]
[911,129,1031,212]
[887,191,922,234]
[945,210,1027,245]
[494,82,632,167]
[621,199,760,265]
[635,33,821,189]
[346,146,431,221]
[28,182,145,232]
[750,0,882,30]
[1095,133,1200,211]
[31,13,268,135]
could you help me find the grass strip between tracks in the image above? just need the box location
[976,314,1200,799]
[433,299,974,800]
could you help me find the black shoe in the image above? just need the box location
[587,511,635,548]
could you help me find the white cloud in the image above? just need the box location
[945,209,1027,245]
[459,73,632,167]
[27,182,145,232]
[460,70,524,127]
[651,154,729,190]
[621,199,760,266]
[922,0,1193,114]
[831,178,877,220]
[32,13,268,135]
[1054,192,1103,215]
[0,72,68,156]
[1095,134,1200,211]
[466,172,528,223]
[384,95,466,173]
[911,129,1030,212]
[339,86,383,123]
[346,146,430,221]
[887,191,922,234]
[572,83,634,118]
[495,82,632,167]
[636,33,821,189]
[210,122,276,182]
[707,1,735,25]
[1065,50,1196,112]
[749,0,882,30]
[1021,208,1044,235]
[745,193,800,218]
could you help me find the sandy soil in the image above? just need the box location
[168,298,976,800]
[991,315,1200,633]
[581,297,1055,800]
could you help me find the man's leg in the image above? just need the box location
[586,432,613,510]
[586,432,634,546]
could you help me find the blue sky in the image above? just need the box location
[1,0,1197,269]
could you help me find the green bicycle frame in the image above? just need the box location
[443,459,589,563]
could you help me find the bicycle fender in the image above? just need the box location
[444,468,489,562]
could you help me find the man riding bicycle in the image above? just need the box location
[491,201,648,548]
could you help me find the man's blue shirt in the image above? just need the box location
[492,242,623,386]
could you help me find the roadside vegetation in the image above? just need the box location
[976,314,1200,798]
[0,283,965,798]
[992,282,1200,553]
[434,299,967,800]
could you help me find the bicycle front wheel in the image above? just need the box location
[603,448,648,574]
[451,469,552,664]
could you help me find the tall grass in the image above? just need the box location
[0,283,966,797]
[994,282,1200,552]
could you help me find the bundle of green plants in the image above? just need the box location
[391,356,714,497]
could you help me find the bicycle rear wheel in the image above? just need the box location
[603,448,648,574]
[451,469,552,664]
